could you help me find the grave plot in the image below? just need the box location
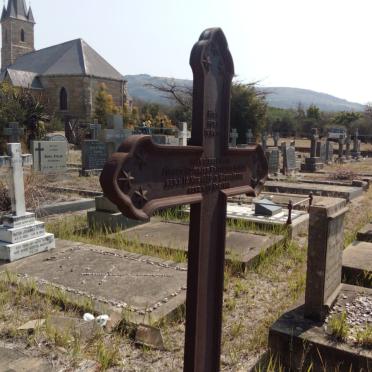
[2,239,187,324]
[264,180,363,201]
[118,220,285,269]
[269,197,372,370]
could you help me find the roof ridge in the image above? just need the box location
[78,39,87,75]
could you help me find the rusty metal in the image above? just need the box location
[286,200,293,225]
[100,28,268,372]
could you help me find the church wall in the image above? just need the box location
[39,76,89,120]
[90,77,126,110]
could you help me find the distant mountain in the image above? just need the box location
[124,74,365,112]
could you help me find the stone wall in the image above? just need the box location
[39,75,127,121]
[1,18,34,69]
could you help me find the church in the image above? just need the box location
[0,0,129,121]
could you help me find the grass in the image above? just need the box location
[327,311,350,341]
[356,324,372,348]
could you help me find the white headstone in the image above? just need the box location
[31,141,67,173]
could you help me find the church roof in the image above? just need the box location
[1,0,35,23]
[0,38,125,88]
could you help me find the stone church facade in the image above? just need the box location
[0,0,129,121]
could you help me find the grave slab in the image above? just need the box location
[2,239,187,324]
[356,223,372,242]
[264,180,363,201]
[269,285,372,372]
[0,347,51,372]
[342,241,372,288]
[121,221,284,269]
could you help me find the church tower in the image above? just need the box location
[1,0,35,70]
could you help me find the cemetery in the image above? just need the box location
[0,13,371,372]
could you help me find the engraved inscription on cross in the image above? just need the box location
[0,143,32,216]
[4,122,24,143]
[100,28,268,372]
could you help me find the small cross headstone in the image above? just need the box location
[246,129,254,145]
[0,143,55,261]
[100,28,268,372]
[179,122,189,146]
[0,143,32,216]
[229,128,238,147]
[3,122,24,143]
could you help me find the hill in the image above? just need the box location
[124,74,365,112]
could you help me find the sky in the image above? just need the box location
[7,0,372,104]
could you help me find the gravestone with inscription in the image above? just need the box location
[0,144,55,261]
[81,140,107,176]
[282,144,297,175]
[265,148,280,175]
[31,141,67,173]
[325,140,334,164]
[100,28,268,372]
[316,141,327,163]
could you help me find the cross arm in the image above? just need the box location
[100,136,268,221]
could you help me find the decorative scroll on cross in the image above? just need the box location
[100,28,268,372]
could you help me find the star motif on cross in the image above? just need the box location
[134,187,148,204]
[118,170,134,187]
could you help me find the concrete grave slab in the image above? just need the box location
[0,347,51,372]
[121,221,285,269]
[356,223,372,242]
[342,241,372,288]
[264,180,363,201]
[269,285,372,372]
[2,239,187,324]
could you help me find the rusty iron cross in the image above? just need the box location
[100,28,268,372]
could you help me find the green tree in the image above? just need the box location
[230,82,267,143]
[94,83,117,125]
[306,104,321,120]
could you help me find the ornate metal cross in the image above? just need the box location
[100,28,268,372]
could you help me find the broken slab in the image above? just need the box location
[264,180,363,201]
[342,241,372,288]
[269,285,372,371]
[356,223,372,242]
[120,221,284,269]
[2,239,187,325]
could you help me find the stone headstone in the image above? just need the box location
[352,128,361,159]
[178,122,189,146]
[230,128,238,147]
[3,122,24,143]
[273,132,280,147]
[81,140,107,175]
[254,198,282,216]
[261,132,268,152]
[318,142,327,163]
[304,198,348,321]
[283,145,297,174]
[325,141,333,164]
[89,123,102,141]
[310,128,319,158]
[265,148,280,175]
[99,28,268,371]
[45,133,67,142]
[338,135,345,161]
[31,141,67,173]
[0,143,55,261]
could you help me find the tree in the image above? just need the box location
[94,83,118,125]
[230,82,267,143]
[331,111,362,131]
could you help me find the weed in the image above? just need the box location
[96,339,120,370]
[327,311,349,341]
[356,324,372,348]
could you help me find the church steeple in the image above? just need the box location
[1,0,35,70]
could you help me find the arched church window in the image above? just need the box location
[21,29,25,42]
[60,87,68,111]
